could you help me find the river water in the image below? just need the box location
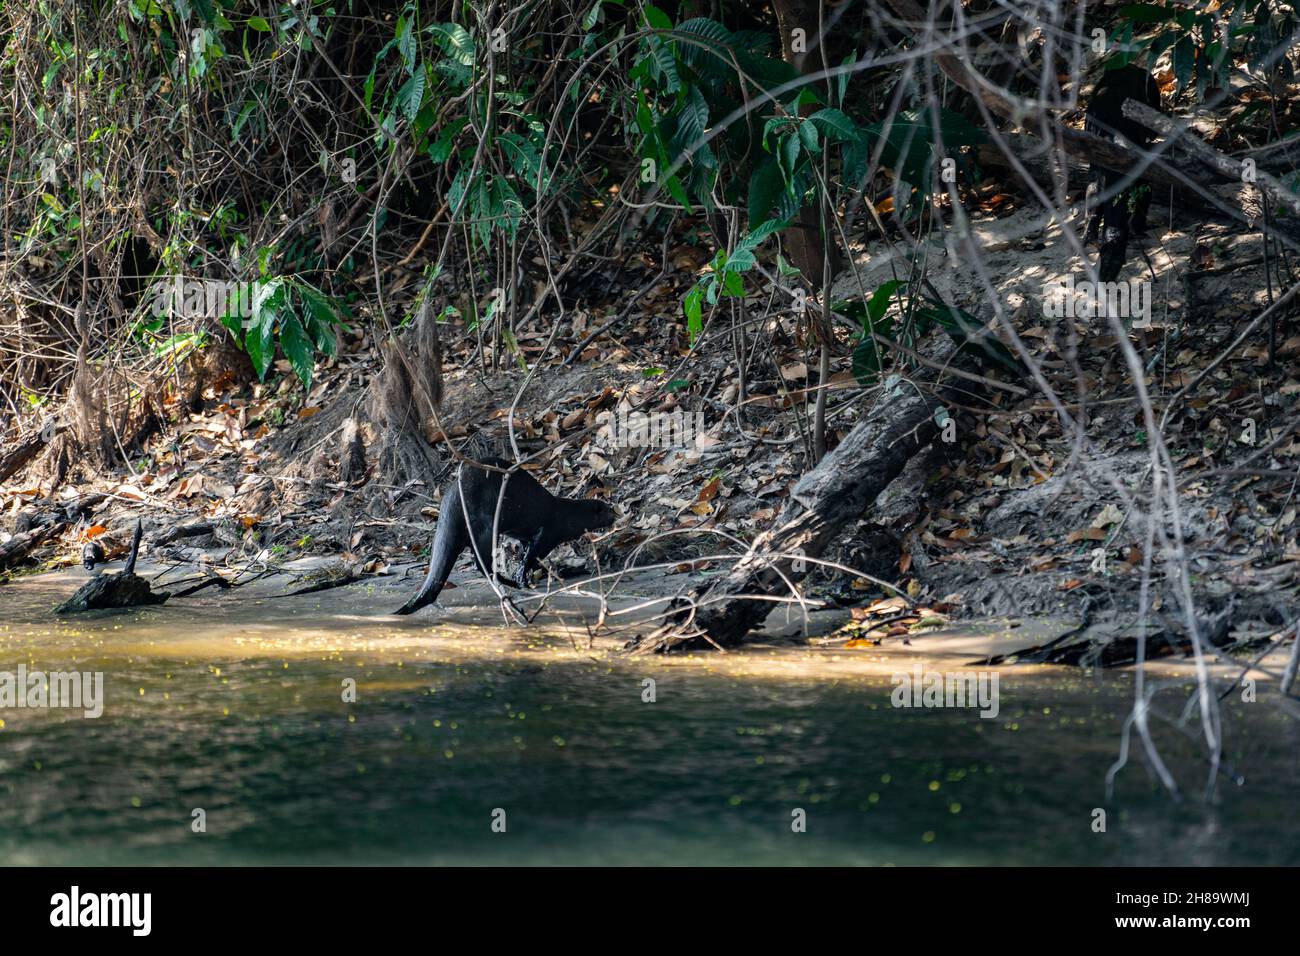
[1,567,1296,865]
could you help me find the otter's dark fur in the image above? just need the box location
[395,458,615,615]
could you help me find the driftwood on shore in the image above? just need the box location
[0,520,67,572]
[151,518,215,546]
[55,521,169,613]
[0,433,47,484]
[631,337,968,653]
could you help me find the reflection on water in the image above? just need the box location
[0,569,1297,865]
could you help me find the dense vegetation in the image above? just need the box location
[3,2,1300,697]
[0,0,1279,456]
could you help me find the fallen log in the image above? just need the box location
[1123,99,1300,222]
[630,338,964,652]
[151,519,214,546]
[0,521,67,572]
[0,422,56,484]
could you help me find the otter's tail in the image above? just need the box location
[394,484,466,615]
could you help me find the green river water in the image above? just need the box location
[0,568,1296,865]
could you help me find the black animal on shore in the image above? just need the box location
[81,540,105,573]
[57,520,169,613]
[1084,64,1164,281]
[395,457,616,615]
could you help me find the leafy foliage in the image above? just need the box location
[219,275,349,389]
[1111,0,1296,98]
[834,283,1022,386]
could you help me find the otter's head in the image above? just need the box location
[581,497,618,532]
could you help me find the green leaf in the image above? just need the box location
[428,23,475,66]
[501,328,529,373]
[642,4,673,31]
[683,284,705,342]
[247,16,271,32]
[499,131,548,194]
[363,38,397,111]
[433,58,472,88]
[661,172,692,210]
[397,70,426,120]
[835,52,855,106]
[722,247,756,272]
[243,279,285,380]
[1148,29,1179,66]
[428,118,468,162]
[762,115,796,150]
[230,99,256,142]
[1172,36,1195,95]
[647,36,681,93]
[280,315,315,388]
[396,14,416,69]
[860,107,985,214]
[851,334,888,385]
[916,302,1023,375]
[245,315,274,381]
[674,17,734,71]
[866,279,907,328]
[720,269,745,297]
[298,286,344,355]
[674,85,709,154]
[734,216,785,256]
[779,132,802,190]
[448,167,473,216]
[798,118,820,154]
[748,155,784,224]
[835,284,908,384]
[808,108,857,141]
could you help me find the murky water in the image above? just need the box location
[1,568,1297,865]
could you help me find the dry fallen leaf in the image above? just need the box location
[780,362,808,381]
[176,474,206,498]
[207,480,236,499]
[865,596,908,615]
[1091,503,1124,528]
